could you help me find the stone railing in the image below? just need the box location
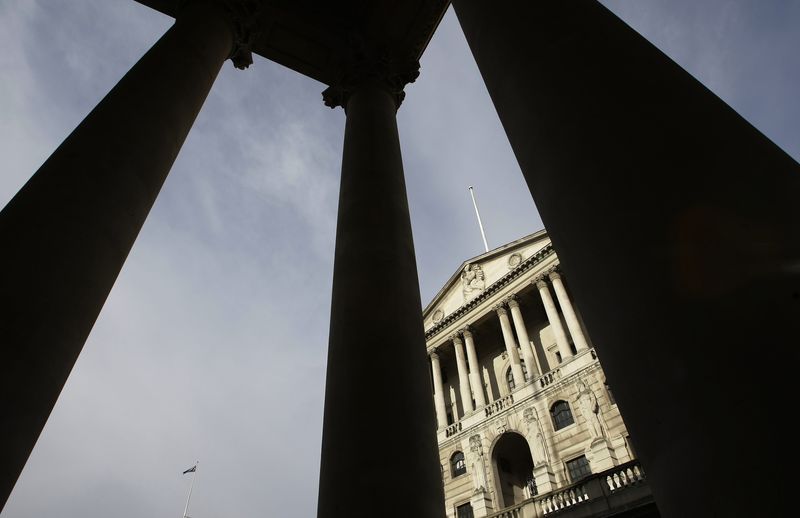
[605,463,646,492]
[485,393,514,417]
[537,368,561,389]
[539,483,589,515]
[445,422,462,437]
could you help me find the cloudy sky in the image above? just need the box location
[1,1,798,517]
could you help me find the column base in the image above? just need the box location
[586,437,618,473]
[533,464,557,495]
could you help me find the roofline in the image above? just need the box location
[422,228,549,316]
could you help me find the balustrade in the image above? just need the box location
[538,368,561,388]
[445,422,462,437]
[485,394,514,417]
[606,463,645,491]
[539,484,589,515]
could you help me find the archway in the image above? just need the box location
[491,432,535,509]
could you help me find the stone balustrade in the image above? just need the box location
[539,483,589,515]
[537,368,561,389]
[486,500,528,518]
[445,422,462,438]
[485,394,514,417]
[606,463,645,492]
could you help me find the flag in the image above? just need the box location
[183,465,196,475]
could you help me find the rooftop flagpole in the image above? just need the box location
[468,186,490,253]
[182,461,198,518]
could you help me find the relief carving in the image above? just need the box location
[576,380,606,440]
[461,263,485,302]
[469,435,488,493]
[523,407,549,465]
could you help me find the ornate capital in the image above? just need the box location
[451,334,463,346]
[181,0,262,70]
[322,50,420,110]
[461,326,473,339]
[495,304,508,317]
[507,296,520,309]
[534,277,548,289]
[548,268,562,281]
[429,349,440,361]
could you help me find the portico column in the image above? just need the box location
[462,327,487,408]
[452,335,475,414]
[317,60,444,517]
[507,297,540,379]
[429,351,448,429]
[535,278,573,362]
[453,1,800,514]
[0,1,253,509]
[495,305,525,387]
[549,270,589,352]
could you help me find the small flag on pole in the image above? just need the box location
[183,465,197,475]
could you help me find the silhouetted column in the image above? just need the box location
[462,327,487,408]
[318,62,444,517]
[0,1,255,509]
[452,0,800,515]
[452,335,474,414]
[535,279,572,362]
[429,351,448,430]
[549,270,589,352]
[507,296,540,378]
[495,305,525,387]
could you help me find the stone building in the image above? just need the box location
[424,230,658,518]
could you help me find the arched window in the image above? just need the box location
[506,363,529,391]
[451,451,467,477]
[551,400,574,430]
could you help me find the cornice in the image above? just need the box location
[424,243,556,341]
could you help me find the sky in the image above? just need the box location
[1,1,798,517]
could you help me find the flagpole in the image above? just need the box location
[468,186,490,253]
[182,461,198,518]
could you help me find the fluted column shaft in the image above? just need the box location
[429,352,448,429]
[496,306,525,387]
[317,71,444,517]
[462,328,486,408]
[549,271,589,352]
[0,2,240,508]
[452,336,474,414]
[508,297,540,379]
[535,279,573,362]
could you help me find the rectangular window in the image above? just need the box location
[566,455,592,482]
[456,503,474,518]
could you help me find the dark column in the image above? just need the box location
[452,1,799,516]
[0,1,255,509]
[318,67,445,517]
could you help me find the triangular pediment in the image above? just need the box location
[422,229,550,331]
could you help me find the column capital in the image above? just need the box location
[495,304,508,316]
[461,326,474,339]
[451,333,463,345]
[548,266,562,281]
[429,349,441,361]
[507,295,520,309]
[322,52,420,110]
[180,0,262,70]
[534,277,548,289]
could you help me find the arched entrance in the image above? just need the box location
[491,432,535,509]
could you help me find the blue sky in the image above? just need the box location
[1,1,798,517]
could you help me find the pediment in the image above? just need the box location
[423,229,550,331]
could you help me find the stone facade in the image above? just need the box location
[423,230,654,518]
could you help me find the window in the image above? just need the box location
[446,412,454,426]
[555,351,563,364]
[566,455,592,482]
[506,363,529,391]
[456,503,474,518]
[551,400,574,430]
[451,451,467,477]
[569,342,578,356]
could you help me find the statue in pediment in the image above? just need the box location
[462,263,485,302]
